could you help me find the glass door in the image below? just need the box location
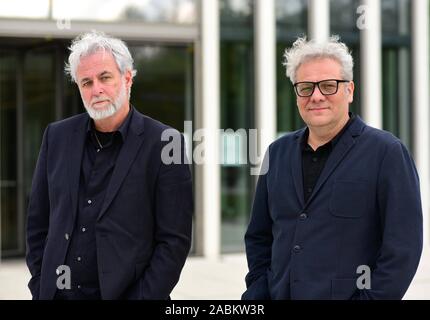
[1,42,58,258]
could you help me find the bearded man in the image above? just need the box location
[26,31,193,300]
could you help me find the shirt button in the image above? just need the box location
[300,213,308,220]
[64,233,69,240]
[307,187,313,193]
[293,245,301,253]
[87,199,92,205]
[312,157,318,162]
[81,227,86,233]
[77,285,81,289]
[77,256,82,262]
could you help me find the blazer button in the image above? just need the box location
[300,213,308,220]
[293,245,301,253]
[64,233,69,240]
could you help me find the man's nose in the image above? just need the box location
[309,85,326,102]
[91,80,104,95]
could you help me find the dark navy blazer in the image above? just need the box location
[243,116,423,300]
[26,109,193,300]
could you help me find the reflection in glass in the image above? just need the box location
[220,0,252,20]
[330,0,361,116]
[23,48,56,202]
[276,0,307,134]
[276,0,307,34]
[220,0,254,253]
[0,0,49,19]
[381,0,411,35]
[0,51,18,254]
[52,0,196,24]
[129,44,194,131]
[330,0,361,35]
[382,0,412,150]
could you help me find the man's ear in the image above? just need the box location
[347,81,354,103]
[124,69,133,89]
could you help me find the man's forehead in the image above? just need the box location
[296,58,342,80]
[76,50,118,78]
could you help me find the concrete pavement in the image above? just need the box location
[1,248,429,300]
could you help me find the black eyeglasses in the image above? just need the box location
[293,79,350,97]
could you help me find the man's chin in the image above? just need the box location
[86,105,117,120]
[305,117,332,128]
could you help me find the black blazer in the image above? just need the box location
[243,116,423,300]
[26,109,193,299]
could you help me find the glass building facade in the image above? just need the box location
[0,0,429,258]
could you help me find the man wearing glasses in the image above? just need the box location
[242,36,423,300]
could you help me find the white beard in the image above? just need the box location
[83,83,128,120]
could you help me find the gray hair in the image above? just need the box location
[283,35,354,84]
[65,30,137,83]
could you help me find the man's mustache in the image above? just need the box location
[90,97,111,107]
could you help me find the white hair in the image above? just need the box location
[65,30,137,83]
[283,35,354,84]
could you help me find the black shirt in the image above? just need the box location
[301,113,355,203]
[55,107,133,300]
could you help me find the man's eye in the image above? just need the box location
[322,84,336,89]
[300,86,313,92]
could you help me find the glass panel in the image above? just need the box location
[330,0,361,35]
[381,0,410,36]
[276,0,307,36]
[130,45,194,131]
[220,0,253,42]
[276,0,307,134]
[220,0,253,21]
[61,42,85,119]
[52,0,196,24]
[0,0,50,19]
[277,43,304,134]
[23,48,56,203]
[382,49,398,135]
[0,51,18,254]
[381,0,403,34]
[330,0,361,117]
[220,0,254,253]
[381,0,412,149]
[63,74,85,119]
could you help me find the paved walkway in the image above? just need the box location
[1,248,429,300]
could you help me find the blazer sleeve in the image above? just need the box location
[137,132,193,299]
[242,149,273,300]
[25,125,51,300]
[354,141,423,300]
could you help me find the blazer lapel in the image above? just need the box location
[291,129,306,208]
[67,117,88,225]
[97,112,145,221]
